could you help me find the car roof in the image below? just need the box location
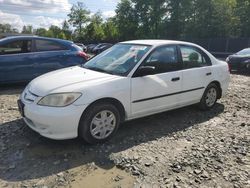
[121,40,197,47]
[0,36,73,45]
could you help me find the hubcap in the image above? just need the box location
[90,110,116,139]
[205,87,217,107]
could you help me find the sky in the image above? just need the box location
[0,0,119,31]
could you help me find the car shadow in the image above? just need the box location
[230,71,250,77]
[0,83,27,95]
[0,103,224,182]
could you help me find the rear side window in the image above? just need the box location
[35,40,67,52]
[0,40,32,55]
[180,46,211,69]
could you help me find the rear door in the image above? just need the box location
[131,45,182,117]
[178,45,213,105]
[0,39,34,83]
[31,39,69,76]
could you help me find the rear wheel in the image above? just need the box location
[199,83,219,110]
[79,102,120,144]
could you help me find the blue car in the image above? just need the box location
[0,36,88,84]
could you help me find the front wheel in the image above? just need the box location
[199,83,219,110]
[79,102,121,144]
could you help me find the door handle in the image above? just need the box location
[171,77,180,82]
[206,72,212,76]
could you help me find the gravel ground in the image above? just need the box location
[0,74,249,188]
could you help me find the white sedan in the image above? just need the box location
[18,40,230,144]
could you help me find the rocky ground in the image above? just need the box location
[0,74,249,188]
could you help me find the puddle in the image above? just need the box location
[70,166,135,188]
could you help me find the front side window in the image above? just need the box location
[141,45,180,74]
[0,40,32,55]
[83,44,151,76]
[35,40,66,52]
[180,46,211,69]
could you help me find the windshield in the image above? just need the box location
[237,48,250,55]
[83,43,151,76]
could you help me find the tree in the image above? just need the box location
[131,0,166,38]
[68,2,90,34]
[35,28,47,36]
[0,23,18,33]
[84,12,105,43]
[103,18,119,42]
[62,20,72,40]
[234,0,250,37]
[115,0,138,40]
[22,25,33,34]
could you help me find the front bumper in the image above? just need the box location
[19,90,88,140]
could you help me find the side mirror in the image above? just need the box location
[135,66,155,77]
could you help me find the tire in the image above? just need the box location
[79,102,121,144]
[199,83,219,110]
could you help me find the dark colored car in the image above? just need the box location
[75,43,87,52]
[0,36,88,84]
[92,43,112,54]
[226,48,250,72]
[86,44,98,53]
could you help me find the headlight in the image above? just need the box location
[226,57,229,62]
[38,93,82,107]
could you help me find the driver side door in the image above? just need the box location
[130,45,182,118]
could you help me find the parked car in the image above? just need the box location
[0,36,88,84]
[18,40,230,144]
[226,48,250,72]
[92,43,113,54]
[75,43,87,52]
[86,44,98,53]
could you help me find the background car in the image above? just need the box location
[86,44,98,53]
[92,43,113,54]
[75,43,87,52]
[0,36,88,84]
[226,48,250,72]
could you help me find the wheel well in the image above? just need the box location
[210,81,222,99]
[82,98,126,122]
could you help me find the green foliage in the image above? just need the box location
[102,18,119,42]
[62,20,72,40]
[83,12,105,42]
[22,25,33,34]
[234,0,250,37]
[0,23,18,33]
[1,0,249,43]
[67,2,90,34]
[115,0,138,40]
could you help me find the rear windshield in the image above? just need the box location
[237,48,250,55]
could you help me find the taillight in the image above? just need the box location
[78,51,89,60]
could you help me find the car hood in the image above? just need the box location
[29,66,117,96]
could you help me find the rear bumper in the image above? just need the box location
[229,62,249,71]
[220,74,230,97]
